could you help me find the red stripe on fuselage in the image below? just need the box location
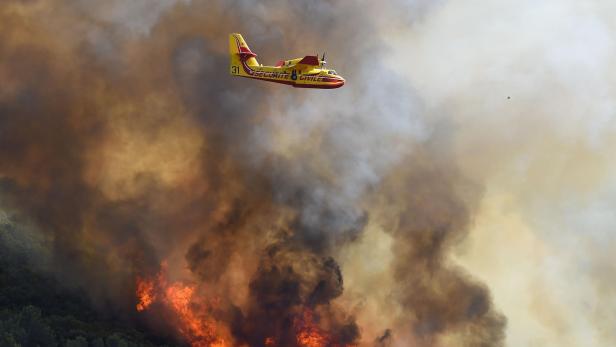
[234,36,343,89]
[240,60,343,88]
[237,74,344,89]
[293,81,345,89]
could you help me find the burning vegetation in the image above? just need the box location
[135,258,356,347]
[0,1,505,346]
[293,308,355,347]
[136,264,229,346]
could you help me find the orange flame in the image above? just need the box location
[135,265,228,347]
[137,268,356,347]
[164,282,226,347]
[294,308,357,347]
[136,276,155,311]
[295,309,330,347]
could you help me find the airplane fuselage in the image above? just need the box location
[232,62,345,89]
[229,33,345,89]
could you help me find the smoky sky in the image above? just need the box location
[0,1,506,346]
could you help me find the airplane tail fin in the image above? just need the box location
[229,33,259,75]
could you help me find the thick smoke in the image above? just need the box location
[382,1,616,346]
[0,1,505,346]
[380,151,506,347]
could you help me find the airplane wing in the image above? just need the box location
[294,55,320,69]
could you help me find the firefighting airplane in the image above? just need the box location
[229,33,345,89]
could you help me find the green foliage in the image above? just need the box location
[105,333,131,347]
[65,336,88,347]
[0,306,57,347]
[0,223,176,347]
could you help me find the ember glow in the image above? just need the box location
[164,283,226,347]
[136,266,227,347]
[294,309,331,347]
[136,277,155,312]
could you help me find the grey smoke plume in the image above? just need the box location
[0,1,507,346]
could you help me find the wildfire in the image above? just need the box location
[135,266,227,347]
[294,308,356,347]
[137,268,354,347]
[136,277,155,311]
[294,309,330,347]
[164,282,225,347]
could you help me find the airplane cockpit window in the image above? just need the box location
[328,70,337,75]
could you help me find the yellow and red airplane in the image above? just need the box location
[229,33,345,89]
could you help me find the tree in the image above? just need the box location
[65,336,88,347]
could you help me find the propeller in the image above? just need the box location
[321,52,326,68]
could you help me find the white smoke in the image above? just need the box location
[385,1,616,346]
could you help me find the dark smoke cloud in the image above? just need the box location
[371,145,506,346]
[0,1,505,346]
[230,245,358,346]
